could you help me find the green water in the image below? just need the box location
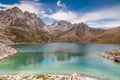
[0,43,120,80]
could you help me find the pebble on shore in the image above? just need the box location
[0,43,17,60]
[0,73,98,80]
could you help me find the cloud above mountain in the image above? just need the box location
[48,11,77,21]
[0,0,120,28]
[42,5,120,28]
[0,0,42,14]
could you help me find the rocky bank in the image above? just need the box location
[100,49,120,62]
[0,73,97,80]
[0,43,17,60]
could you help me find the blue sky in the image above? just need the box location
[0,0,120,28]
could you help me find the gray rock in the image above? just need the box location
[100,49,120,62]
[44,20,73,36]
[0,43,17,60]
[0,7,45,30]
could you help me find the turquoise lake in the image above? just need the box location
[0,43,120,80]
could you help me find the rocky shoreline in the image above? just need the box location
[0,73,98,80]
[0,43,17,60]
[99,49,120,62]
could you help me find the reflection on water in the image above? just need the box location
[0,52,87,69]
[0,43,120,80]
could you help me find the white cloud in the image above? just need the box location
[0,1,42,14]
[87,20,120,29]
[0,0,120,28]
[79,6,120,22]
[57,0,66,8]
[44,5,120,28]
[79,6,120,28]
[48,10,77,21]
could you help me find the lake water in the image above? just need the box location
[0,43,120,80]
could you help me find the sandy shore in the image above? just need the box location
[0,73,98,80]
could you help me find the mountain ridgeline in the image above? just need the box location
[0,7,120,44]
[0,7,51,43]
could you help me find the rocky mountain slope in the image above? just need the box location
[0,22,13,44]
[0,7,45,30]
[56,22,105,43]
[43,20,73,36]
[0,7,120,44]
[56,23,120,44]
[57,23,120,44]
[0,7,52,43]
[90,26,120,44]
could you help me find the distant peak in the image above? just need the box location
[59,20,70,23]
[78,22,87,26]
[10,7,23,13]
[80,22,85,24]
[11,7,21,10]
[59,20,67,22]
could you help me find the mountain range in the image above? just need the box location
[0,7,120,44]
